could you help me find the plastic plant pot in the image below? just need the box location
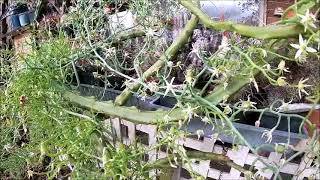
[76,84,157,111]
[19,12,30,26]
[7,4,29,31]
[8,15,21,30]
[150,95,307,149]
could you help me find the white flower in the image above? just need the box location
[276,99,293,112]
[201,116,210,123]
[182,104,199,120]
[277,77,287,87]
[162,78,179,97]
[290,34,317,59]
[223,105,232,114]
[146,28,156,37]
[261,129,274,143]
[27,170,34,178]
[222,95,229,103]
[189,43,202,59]
[196,129,204,140]
[297,78,312,98]
[167,61,173,68]
[298,9,317,32]
[277,60,290,73]
[105,47,116,57]
[260,49,267,58]
[241,97,257,109]
[264,63,272,71]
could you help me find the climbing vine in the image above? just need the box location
[1,0,319,179]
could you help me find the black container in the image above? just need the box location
[19,12,30,26]
[74,85,307,149]
[7,3,29,31]
[8,14,21,30]
[77,84,157,111]
[150,95,307,149]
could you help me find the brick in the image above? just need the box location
[267,17,281,24]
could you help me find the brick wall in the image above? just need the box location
[266,0,295,24]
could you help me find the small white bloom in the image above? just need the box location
[182,104,199,120]
[290,34,317,59]
[201,116,210,123]
[146,28,156,37]
[222,95,229,103]
[277,77,287,87]
[167,61,173,68]
[277,60,290,73]
[297,78,312,98]
[105,47,116,57]
[276,99,293,112]
[27,170,34,178]
[298,9,317,32]
[223,105,232,114]
[241,97,257,109]
[261,129,274,143]
[196,129,204,140]
[162,78,178,97]
[264,63,272,71]
[4,144,12,151]
[208,67,220,78]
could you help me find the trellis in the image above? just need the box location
[110,118,319,180]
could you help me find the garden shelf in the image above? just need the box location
[74,84,318,180]
[77,84,307,149]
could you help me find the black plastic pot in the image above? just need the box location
[150,95,307,149]
[18,12,30,26]
[77,84,157,111]
[7,4,29,30]
[8,15,21,30]
[74,85,307,149]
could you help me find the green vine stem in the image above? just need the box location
[179,0,304,39]
[204,61,263,104]
[114,15,199,106]
[64,91,184,124]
